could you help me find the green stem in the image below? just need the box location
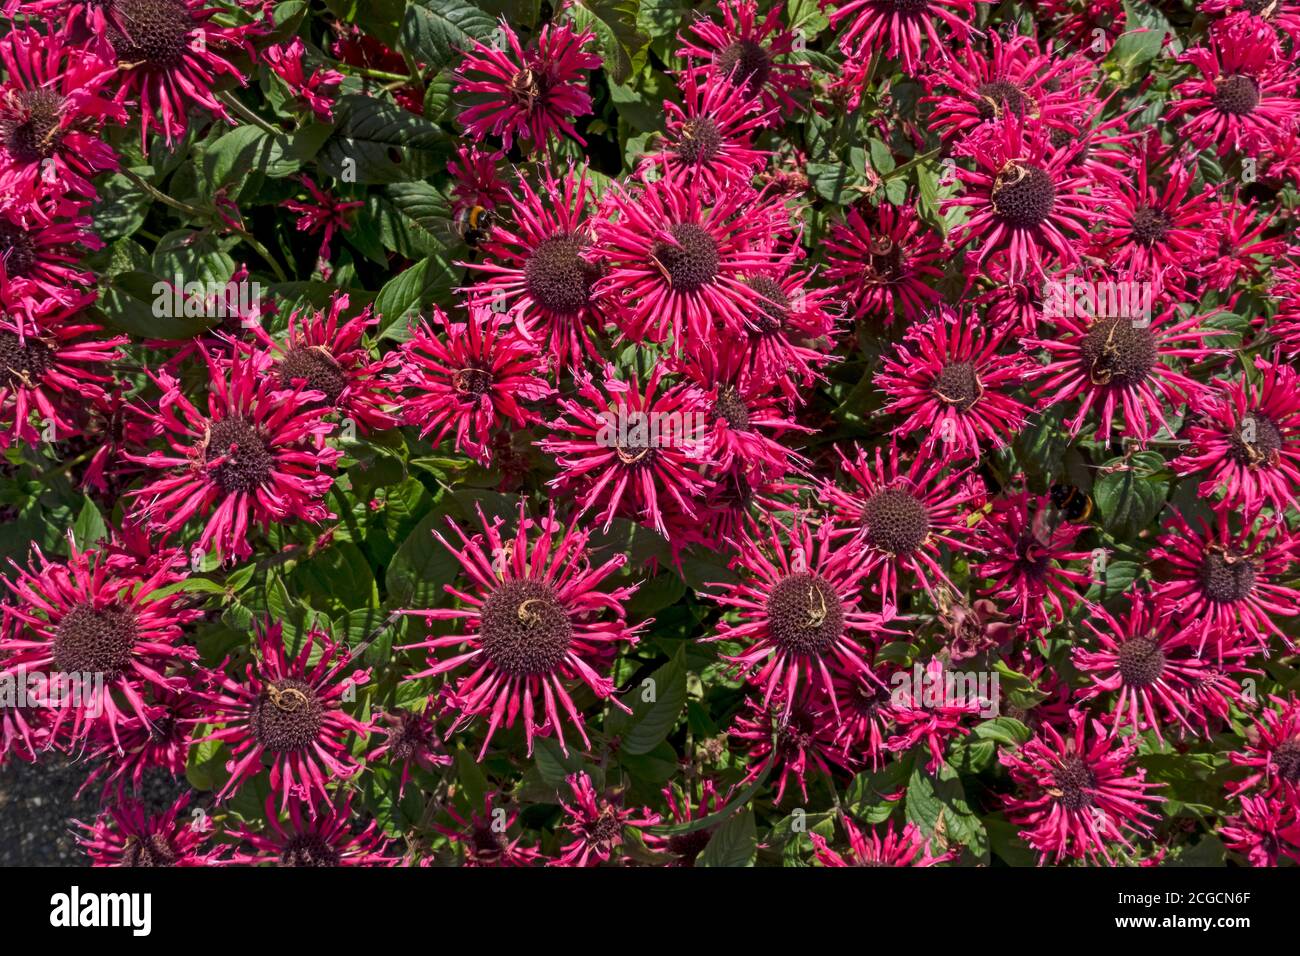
[216,89,282,137]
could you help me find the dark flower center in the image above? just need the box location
[1130,205,1173,246]
[1197,549,1256,602]
[52,602,138,681]
[932,361,982,411]
[975,80,1029,121]
[590,807,624,846]
[252,678,325,753]
[862,487,930,555]
[451,366,493,397]
[991,164,1056,228]
[524,234,600,316]
[766,572,845,656]
[2,89,65,162]
[1227,413,1283,467]
[1273,739,1300,784]
[716,39,771,97]
[864,236,905,283]
[890,0,934,12]
[675,117,724,165]
[1052,755,1097,811]
[206,415,275,495]
[508,67,548,106]
[712,383,751,431]
[1079,315,1158,387]
[651,223,720,292]
[278,345,347,405]
[122,833,178,867]
[1116,637,1166,689]
[281,832,341,867]
[107,0,195,68]
[746,275,790,333]
[470,823,506,859]
[666,827,713,866]
[0,329,55,387]
[1212,74,1260,116]
[478,579,572,676]
[0,220,38,278]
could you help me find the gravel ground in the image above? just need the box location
[0,759,188,866]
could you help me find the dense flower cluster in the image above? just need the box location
[0,0,1297,869]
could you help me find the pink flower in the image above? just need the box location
[553,771,661,867]
[262,37,343,121]
[284,176,364,279]
[126,348,341,563]
[199,620,371,812]
[399,502,641,757]
[75,793,226,866]
[1001,712,1164,865]
[812,817,958,867]
[454,19,600,150]
[824,201,944,325]
[825,0,991,75]
[398,305,553,466]
[229,793,402,866]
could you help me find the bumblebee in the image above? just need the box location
[1048,483,1094,522]
[452,204,495,249]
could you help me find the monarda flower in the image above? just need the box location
[399,502,641,757]
[729,689,853,803]
[1147,508,1300,658]
[826,443,983,610]
[0,196,100,306]
[1091,152,1215,293]
[1025,303,1228,445]
[1169,14,1300,157]
[676,0,811,119]
[811,817,957,867]
[447,146,510,217]
[93,0,258,147]
[824,0,990,76]
[642,780,724,867]
[466,164,607,370]
[0,25,124,203]
[553,771,661,867]
[398,306,552,467]
[886,657,987,773]
[704,516,890,717]
[971,491,1092,630]
[0,536,200,748]
[1073,591,1248,742]
[0,295,125,451]
[258,293,399,436]
[75,793,226,866]
[593,173,787,345]
[1000,713,1164,865]
[823,201,944,326]
[1219,794,1300,867]
[261,37,343,122]
[126,348,341,562]
[539,365,712,540]
[947,113,1096,280]
[200,621,371,812]
[435,792,544,867]
[76,689,200,801]
[284,176,364,279]
[229,793,401,867]
[1228,693,1300,801]
[365,706,451,796]
[641,68,772,197]
[875,306,1030,460]
[1173,358,1300,515]
[921,32,1086,143]
[454,19,600,151]
[1197,191,1287,292]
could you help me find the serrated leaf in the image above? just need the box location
[401,0,497,70]
[697,807,756,867]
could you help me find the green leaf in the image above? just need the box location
[560,0,647,85]
[318,94,451,184]
[400,0,497,70]
[203,125,299,188]
[1094,453,1168,539]
[905,763,988,862]
[93,271,218,340]
[973,716,1031,745]
[374,253,458,338]
[608,644,687,755]
[71,496,109,550]
[386,506,459,607]
[697,807,756,867]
